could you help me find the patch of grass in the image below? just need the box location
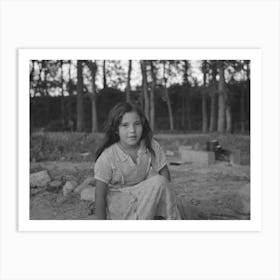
[30,132,250,165]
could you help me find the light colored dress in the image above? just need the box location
[94,139,181,220]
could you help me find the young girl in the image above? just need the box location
[94,102,181,220]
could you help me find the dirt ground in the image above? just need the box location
[30,159,250,220]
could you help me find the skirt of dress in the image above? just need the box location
[106,175,181,220]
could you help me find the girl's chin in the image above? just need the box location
[122,139,139,147]
[127,140,138,145]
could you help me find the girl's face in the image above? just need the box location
[118,111,143,149]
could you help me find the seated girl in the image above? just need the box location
[94,102,181,220]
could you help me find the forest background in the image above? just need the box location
[30,59,250,135]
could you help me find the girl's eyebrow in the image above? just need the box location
[120,120,141,125]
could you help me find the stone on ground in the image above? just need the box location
[179,146,215,165]
[74,177,96,193]
[80,187,96,201]
[46,180,63,192]
[62,181,78,196]
[30,170,51,188]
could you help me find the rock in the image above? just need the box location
[62,181,78,196]
[80,187,96,201]
[46,180,63,192]
[179,146,215,165]
[82,176,96,186]
[49,180,63,188]
[30,170,51,188]
[74,177,95,193]
[63,174,78,182]
[74,183,88,194]
[30,188,44,196]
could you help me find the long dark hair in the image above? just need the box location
[95,102,155,160]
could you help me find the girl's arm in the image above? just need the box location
[159,164,171,182]
[95,180,108,220]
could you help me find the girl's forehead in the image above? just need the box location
[120,111,141,122]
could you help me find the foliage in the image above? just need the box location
[30,60,250,133]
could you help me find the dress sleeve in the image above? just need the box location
[94,150,113,184]
[151,139,168,172]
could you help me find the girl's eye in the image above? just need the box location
[120,123,128,127]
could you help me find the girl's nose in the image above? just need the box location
[129,125,136,132]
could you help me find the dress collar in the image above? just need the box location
[114,140,147,162]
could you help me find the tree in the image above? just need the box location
[162,61,174,131]
[239,60,250,133]
[76,60,85,132]
[60,60,66,130]
[86,60,98,132]
[149,60,156,131]
[66,60,75,131]
[217,60,232,133]
[217,61,226,133]
[224,62,232,133]
[103,60,107,89]
[140,60,150,121]
[201,60,209,133]
[29,60,35,131]
[245,60,250,131]
[209,60,218,132]
[182,60,192,130]
[125,60,132,102]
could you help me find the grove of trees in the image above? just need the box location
[30,60,250,134]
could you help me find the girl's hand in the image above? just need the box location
[159,165,171,182]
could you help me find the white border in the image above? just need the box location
[19,48,262,232]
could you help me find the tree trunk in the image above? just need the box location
[240,86,245,133]
[226,104,232,133]
[224,79,232,133]
[217,61,226,133]
[30,61,35,132]
[76,60,84,132]
[60,60,66,130]
[202,60,208,133]
[41,61,50,126]
[183,60,192,130]
[243,60,250,132]
[209,63,218,132]
[88,60,98,133]
[163,61,174,131]
[66,60,74,131]
[149,60,156,131]
[140,60,150,121]
[126,60,132,103]
[29,60,35,96]
[103,60,107,89]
